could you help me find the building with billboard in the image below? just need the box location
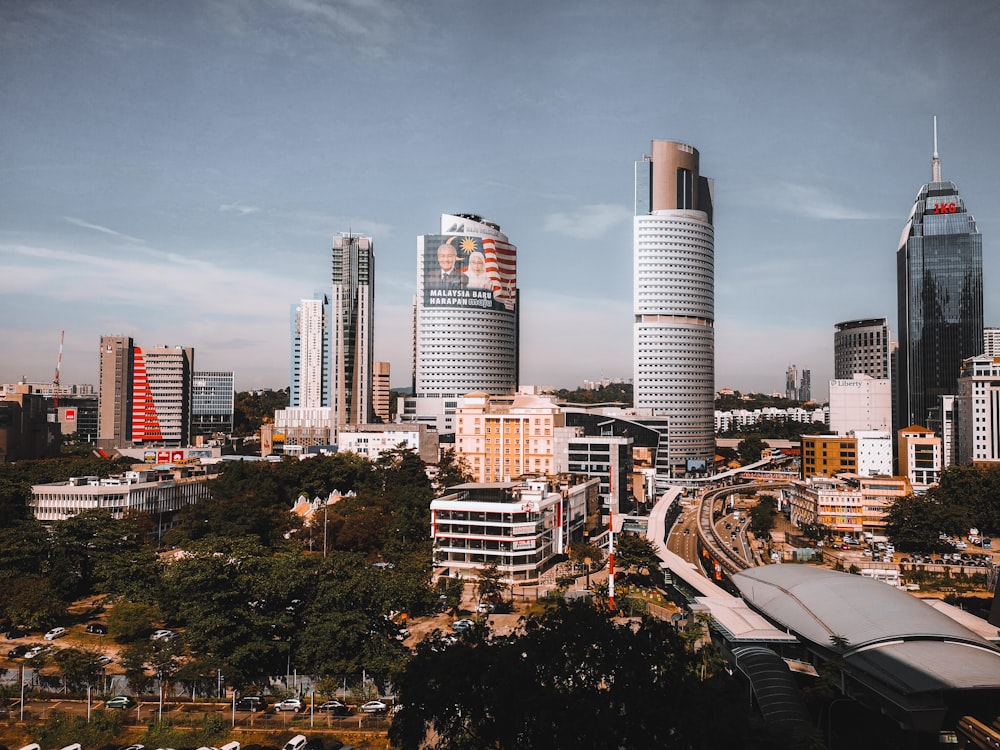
[828,374,892,436]
[633,140,715,477]
[402,213,518,433]
[896,120,983,429]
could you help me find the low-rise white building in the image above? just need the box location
[30,467,216,531]
[337,423,439,465]
[854,430,893,477]
[430,476,600,584]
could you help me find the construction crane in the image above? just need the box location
[53,330,64,409]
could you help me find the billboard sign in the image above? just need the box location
[423,234,516,312]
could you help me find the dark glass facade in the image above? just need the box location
[896,180,983,428]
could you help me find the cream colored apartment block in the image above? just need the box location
[455,391,565,483]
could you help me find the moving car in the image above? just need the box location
[105,695,136,710]
[360,700,388,714]
[7,645,28,658]
[273,698,304,713]
[25,646,51,659]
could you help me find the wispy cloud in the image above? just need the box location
[63,217,146,244]
[768,183,891,221]
[542,204,632,240]
[219,202,260,215]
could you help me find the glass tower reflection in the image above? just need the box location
[896,157,983,429]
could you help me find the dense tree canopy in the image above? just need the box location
[390,600,796,750]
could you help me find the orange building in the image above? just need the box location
[800,434,857,478]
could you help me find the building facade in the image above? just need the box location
[403,213,519,433]
[0,385,58,462]
[289,293,330,409]
[828,374,892,436]
[633,140,715,476]
[552,427,634,513]
[897,425,942,492]
[373,360,391,423]
[956,355,1000,465]
[331,233,375,430]
[788,474,912,536]
[337,423,439,465]
[985,328,1000,358]
[798,369,811,402]
[191,371,235,439]
[896,124,983,428]
[430,476,599,584]
[801,435,857,478]
[98,335,134,448]
[834,318,891,380]
[454,391,563,483]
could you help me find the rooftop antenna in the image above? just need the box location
[931,115,941,182]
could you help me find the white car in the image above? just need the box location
[150,629,175,641]
[44,627,67,640]
[273,698,304,713]
[360,700,388,714]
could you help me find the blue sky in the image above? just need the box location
[2,0,998,400]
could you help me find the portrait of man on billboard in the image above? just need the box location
[433,239,468,289]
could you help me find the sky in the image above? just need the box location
[2,0,998,402]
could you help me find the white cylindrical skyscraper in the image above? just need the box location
[633,140,715,476]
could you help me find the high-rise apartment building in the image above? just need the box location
[633,140,715,475]
[331,233,375,429]
[289,293,330,409]
[985,328,1000,357]
[373,361,391,423]
[896,120,983,428]
[834,318,891,380]
[98,336,193,448]
[956,355,1000,465]
[403,213,518,433]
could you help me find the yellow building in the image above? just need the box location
[455,392,564,483]
[801,435,857,478]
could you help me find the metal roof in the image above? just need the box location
[732,565,1000,694]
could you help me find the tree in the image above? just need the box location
[390,600,793,750]
[614,533,662,584]
[749,495,778,537]
[475,562,506,605]
[737,436,768,464]
[108,602,160,642]
[435,447,473,491]
[53,647,104,692]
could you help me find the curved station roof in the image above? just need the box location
[732,565,1000,719]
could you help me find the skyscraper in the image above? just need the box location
[289,293,330,409]
[798,369,811,403]
[834,318,891,380]
[896,120,983,428]
[403,213,518,433]
[633,140,715,475]
[331,233,375,428]
[785,365,798,401]
[98,335,134,449]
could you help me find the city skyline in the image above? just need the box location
[2,1,999,400]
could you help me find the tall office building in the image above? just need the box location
[192,371,235,438]
[798,369,811,402]
[331,233,375,428]
[785,365,798,401]
[834,318,891,380]
[633,140,715,475]
[403,213,518,433]
[289,293,330,409]
[896,120,983,428]
[373,361,391,423]
[98,336,193,448]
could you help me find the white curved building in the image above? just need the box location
[403,213,518,433]
[633,140,715,476]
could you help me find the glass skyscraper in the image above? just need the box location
[896,125,983,429]
[633,140,715,476]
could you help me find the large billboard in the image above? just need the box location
[423,234,516,312]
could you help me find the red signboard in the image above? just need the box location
[64,408,76,422]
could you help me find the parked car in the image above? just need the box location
[98,655,114,665]
[86,623,108,635]
[317,700,349,715]
[4,629,25,640]
[273,698,304,713]
[476,602,495,614]
[150,629,175,641]
[235,696,267,712]
[452,619,475,632]
[7,645,28,658]
[25,646,51,659]
[105,695,136,709]
[44,626,67,641]
[281,735,307,750]
[360,700,388,714]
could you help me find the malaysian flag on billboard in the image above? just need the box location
[481,237,516,311]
